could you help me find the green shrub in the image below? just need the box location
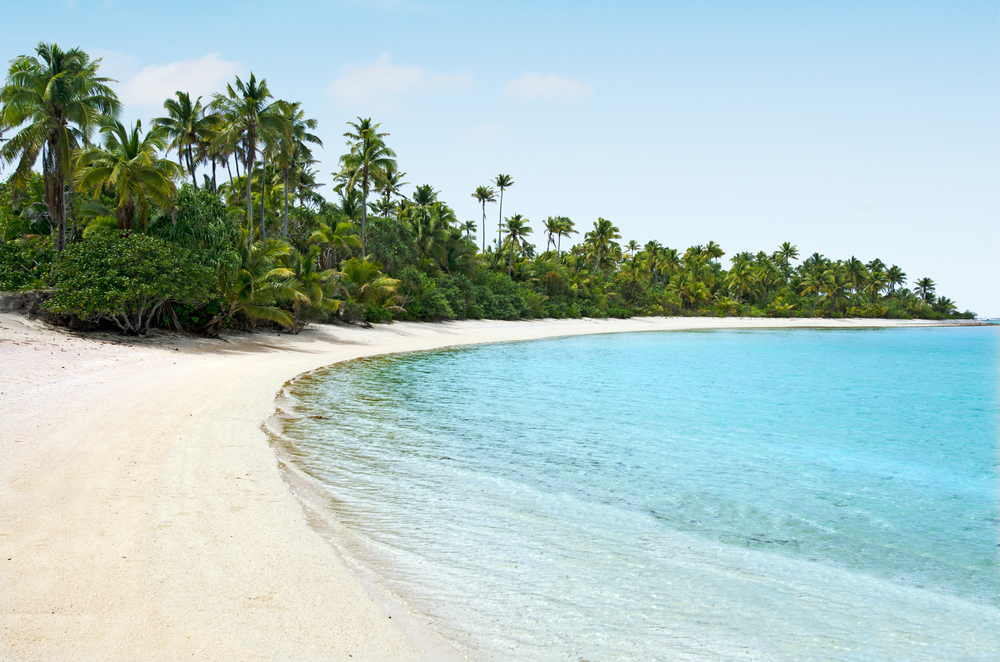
[0,238,56,290]
[44,235,213,334]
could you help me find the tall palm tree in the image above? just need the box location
[584,217,621,274]
[704,240,724,263]
[555,217,576,257]
[272,101,321,237]
[844,257,868,294]
[886,265,906,294]
[0,42,120,250]
[153,91,218,191]
[493,173,513,247]
[211,73,286,238]
[543,216,562,255]
[801,268,836,314]
[335,117,397,255]
[626,239,640,257]
[778,242,799,263]
[915,277,936,302]
[369,194,397,218]
[472,185,496,253]
[379,163,408,201]
[501,214,532,276]
[75,119,182,231]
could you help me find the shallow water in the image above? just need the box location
[280,327,998,661]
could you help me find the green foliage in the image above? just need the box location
[44,235,213,334]
[365,215,418,274]
[0,237,55,290]
[470,267,529,320]
[398,267,454,320]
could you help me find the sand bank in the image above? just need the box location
[0,314,972,660]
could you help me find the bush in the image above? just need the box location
[44,235,213,334]
[398,268,455,320]
[0,238,55,290]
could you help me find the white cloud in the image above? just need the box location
[113,53,242,107]
[504,73,592,100]
[326,53,473,111]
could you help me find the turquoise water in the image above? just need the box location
[279,327,999,661]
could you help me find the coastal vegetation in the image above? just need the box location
[0,42,974,333]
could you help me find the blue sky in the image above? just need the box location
[2,1,997,315]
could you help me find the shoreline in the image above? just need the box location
[0,313,986,660]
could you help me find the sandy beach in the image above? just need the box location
[0,312,976,661]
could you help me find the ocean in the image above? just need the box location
[276,327,998,661]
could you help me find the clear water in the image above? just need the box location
[278,327,999,661]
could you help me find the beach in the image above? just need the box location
[0,313,978,661]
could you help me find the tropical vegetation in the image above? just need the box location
[0,42,975,335]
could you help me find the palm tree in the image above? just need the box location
[626,239,640,258]
[777,242,799,263]
[915,277,936,302]
[844,257,868,294]
[335,117,397,255]
[75,119,182,231]
[0,42,120,250]
[411,184,438,207]
[501,214,532,276]
[461,220,477,239]
[886,265,906,293]
[309,220,362,270]
[933,296,956,315]
[211,73,286,238]
[272,101,321,237]
[369,194,397,218]
[543,216,562,255]
[584,217,621,274]
[555,217,576,258]
[493,174,514,247]
[379,163,408,201]
[472,185,496,252]
[202,232,298,334]
[725,257,755,303]
[704,240,724,263]
[339,257,404,313]
[801,268,836,314]
[153,91,218,191]
[409,202,452,263]
[282,245,342,332]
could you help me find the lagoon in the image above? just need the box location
[281,327,998,661]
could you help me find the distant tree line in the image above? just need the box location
[0,42,974,335]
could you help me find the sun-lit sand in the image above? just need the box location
[0,312,973,660]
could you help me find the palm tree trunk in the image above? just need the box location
[361,182,368,257]
[211,157,217,192]
[57,181,67,251]
[481,203,487,253]
[497,189,504,248]
[188,145,198,191]
[260,160,267,240]
[245,148,254,236]
[282,168,290,237]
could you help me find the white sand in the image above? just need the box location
[0,313,968,660]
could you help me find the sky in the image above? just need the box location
[2,0,997,316]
